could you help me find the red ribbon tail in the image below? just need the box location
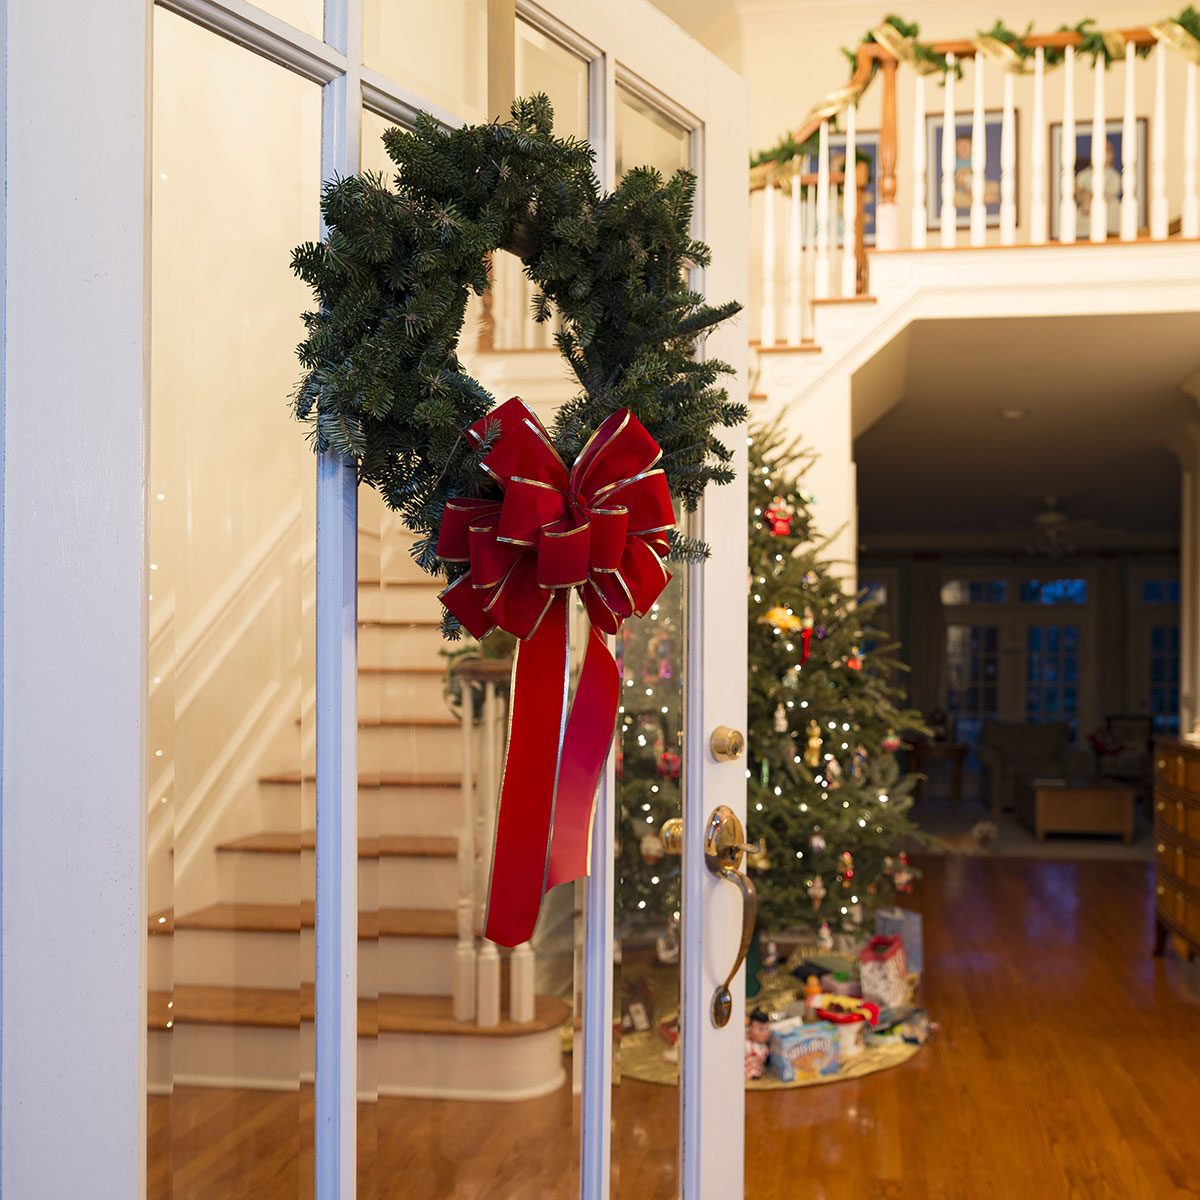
[545,623,620,892]
[483,595,571,948]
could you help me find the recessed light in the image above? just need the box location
[1000,407,1030,420]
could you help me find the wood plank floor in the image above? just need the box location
[147,857,1200,1199]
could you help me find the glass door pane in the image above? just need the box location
[1025,623,1080,733]
[945,623,1000,749]
[147,9,320,1194]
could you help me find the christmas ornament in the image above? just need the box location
[810,825,826,854]
[758,605,802,633]
[881,728,902,753]
[640,832,665,866]
[840,850,855,885]
[808,874,827,908]
[658,749,682,780]
[851,744,868,780]
[439,400,675,946]
[800,607,814,663]
[746,837,772,871]
[804,719,823,768]
[764,495,793,537]
[894,850,914,893]
[773,703,788,733]
[817,921,834,952]
[846,644,863,670]
[824,757,843,787]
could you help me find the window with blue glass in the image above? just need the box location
[941,579,1007,605]
[1141,579,1181,605]
[1026,623,1079,731]
[1149,623,1181,734]
[945,624,999,747]
[1020,578,1087,605]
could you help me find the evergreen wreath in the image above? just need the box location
[291,95,744,633]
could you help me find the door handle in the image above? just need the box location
[705,805,757,1028]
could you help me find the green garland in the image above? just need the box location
[291,96,744,617]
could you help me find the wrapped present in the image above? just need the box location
[858,935,909,1009]
[768,1018,840,1081]
[812,995,879,1061]
[874,906,924,976]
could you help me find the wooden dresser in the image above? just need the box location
[1153,739,1200,959]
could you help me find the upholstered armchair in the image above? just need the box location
[978,721,1092,816]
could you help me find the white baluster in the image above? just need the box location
[476,941,501,1028]
[842,104,858,295]
[760,174,777,345]
[1121,42,1138,241]
[1152,38,1168,239]
[1090,50,1107,243]
[509,941,536,1024]
[453,679,477,1022]
[940,54,957,248]
[1185,60,1199,237]
[912,72,928,247]
[1000,69,1016,245]
[475,677,501,1028]
[815,120,831,298]
[785,167,803,344]
[1060,45,1077,244]
[970,54,987,246]
[803,184,816,340]
[1031,47,1048,243]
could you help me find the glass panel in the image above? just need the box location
[945,624,1000,749]
[364,0,488,123]
[1025,624,1080,733]
[616,85,690,179]
[1150,623,1181,733]
[518,21,589,140]
[1020,578,1087,605]
[940,579,1007,604]
[1141,578,1180,605]
[362,108,396,176]
[148,9,320,1194]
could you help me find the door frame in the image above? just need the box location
[0,2,746,1195]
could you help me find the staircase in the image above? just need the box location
[147,515,570,1101]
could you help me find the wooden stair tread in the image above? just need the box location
[357,664,444,676]
[157,903,457,938]
[357,579,441,588]
[149,985,570,1038]
[294,715,456,729]
[216,832,458,858]
[752,341,822,355]
[258,770,461,789]
[358,618,441,629]
[811,294,878,306]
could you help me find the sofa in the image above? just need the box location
[978,720,1092,816]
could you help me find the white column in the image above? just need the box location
[940,55,958,248]
[841,104,859,295]
[509,941,536,1023]
[785,168,803,343]
[970,54,987,246]
[912,72,928,247]
[1060,45,1077,244]
[1000,70,1017,245]
[760,176,777,345]
[1152,38,1169,239]
[1090,51,1107,243]
[1185,60,1199,238]
[453,684,477,1021]
[1121,42,1139,241]
[815,120,831,297]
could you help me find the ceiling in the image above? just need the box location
[854,313,1200,552]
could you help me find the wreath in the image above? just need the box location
[290,95,744,948]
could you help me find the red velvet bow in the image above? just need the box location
[436,399,675,947]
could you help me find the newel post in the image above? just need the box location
[876,57,900,250]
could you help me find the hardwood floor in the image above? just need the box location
[148,858,1200,1199]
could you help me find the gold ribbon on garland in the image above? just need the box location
[972,34,1035,73]
[871,21,943,74]
[1150,18,1200,64]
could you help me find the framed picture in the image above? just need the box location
[925,110,1018,230]
[803,130,880,245]
[1049,117,1148,240]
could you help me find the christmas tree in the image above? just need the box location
[747,423,926,938]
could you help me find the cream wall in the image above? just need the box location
[710,1,1192,244]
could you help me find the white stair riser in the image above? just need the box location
[253,780,462,835]
[359,672,448,718]
[149,1023,565,1100]
[170,927,455,995]
[357,722,463,774]
[358,584,445,623]
[359,622,446,666]
[215,849,460,910]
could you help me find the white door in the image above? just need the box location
[0,1,746,1197]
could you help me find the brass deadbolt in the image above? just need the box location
[709,725,745,763]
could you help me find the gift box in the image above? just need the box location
[858,934,909,1009]
[768,1018,840,1081]
[874,906,924,975]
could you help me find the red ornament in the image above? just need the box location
[438,398,675,946]
[840,850,855,883]
[764,496,793,537]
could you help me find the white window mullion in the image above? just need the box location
[316,0,361,1197]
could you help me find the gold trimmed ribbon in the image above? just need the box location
[1150,19,1200,65]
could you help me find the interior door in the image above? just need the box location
[144,1,746,1198]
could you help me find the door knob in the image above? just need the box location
[705,805,757,1028]
[710,726,745,762]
